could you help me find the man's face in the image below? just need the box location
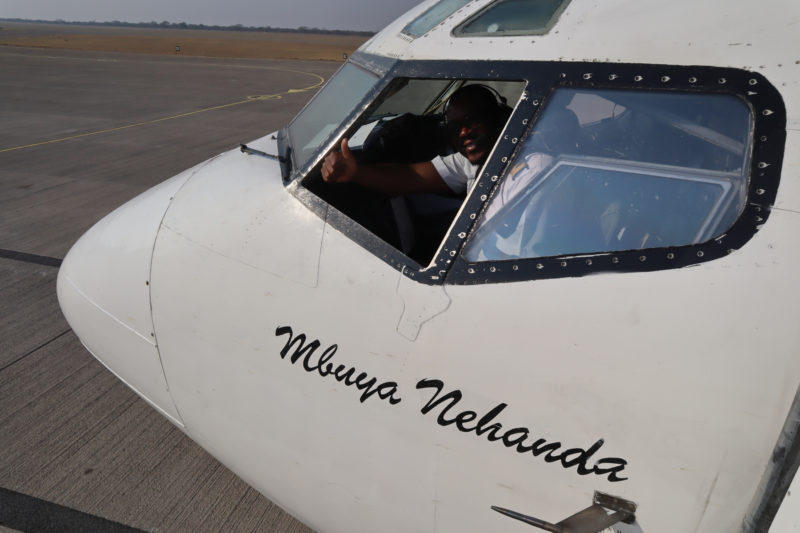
[445,99,497,166]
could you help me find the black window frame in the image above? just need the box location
[286,53,786,286]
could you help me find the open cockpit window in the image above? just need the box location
[454,0,570,36]
[301,76,525,265]
[286,63,380,175]
[462,88,753,262]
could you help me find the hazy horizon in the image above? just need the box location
[0,0,425,32]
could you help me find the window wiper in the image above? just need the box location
[240,144,286,162]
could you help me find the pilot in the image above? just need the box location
[321,84,511,196]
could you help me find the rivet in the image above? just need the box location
[639,255,647,262]
[661,75,671,82]
[560,261,568,267]
[666,253,675,260]
[458,232,467,238]
[608,74,618,80]
[749,78,758,85]
[522,119,529,125]
[450,250,457,257]
[469,213,476,219]
[536,263,544,270]
[468,268,475,274]
[697,250,705,258]
[583,73,592,80]
[688,77,698,83]
[560,73,567,78]
[512,138,518,144]
[512,265,519,271]
[718,77,727,84]
[758,162,770,169]
[612,257,619,264]
[532,100,539,106]
[634,75,643,82]
[489,266,497,272]
[501,157,508,163]
[754,206,762,212]
[755,216,764,222]
[585,259,593,265]
[763,109,774,116]
[491,175,499,182]
[760,135,768,142]
[480,194,488,201]
[756,188,766,195]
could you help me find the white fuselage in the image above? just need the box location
[57,0,800,531]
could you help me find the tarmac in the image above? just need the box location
[0,46,340,532]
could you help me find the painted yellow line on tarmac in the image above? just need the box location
[0,69,325,154]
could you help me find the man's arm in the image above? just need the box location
[321,138,452,196]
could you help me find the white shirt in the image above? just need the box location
[431,153,478,195]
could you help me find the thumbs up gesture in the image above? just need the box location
[322,138,358,183]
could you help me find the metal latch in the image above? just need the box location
[492,491,637,533]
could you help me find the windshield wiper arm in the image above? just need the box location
[240,144,286,162]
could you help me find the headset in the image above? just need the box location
[441,83,514,141]
[441,83,513,121]
[361,83,513,164]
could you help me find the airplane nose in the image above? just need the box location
[57,172,195,427]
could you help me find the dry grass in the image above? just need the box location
[0,21,369,60]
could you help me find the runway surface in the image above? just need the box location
[0,47,339,532]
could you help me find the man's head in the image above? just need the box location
[444,85,511,165]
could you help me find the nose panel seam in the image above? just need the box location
[62,274,156,346]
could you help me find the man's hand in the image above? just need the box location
[320,138,450,195]
[321,138,358,183]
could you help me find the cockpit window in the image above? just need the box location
[287,63,379,173]
[302,77,525,265]
[402,0,473,38]
[463,88,753,262]
[454,0,570,36]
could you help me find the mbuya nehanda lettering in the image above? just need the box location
[274,326,627,481]
[275,326,402,404]
[415,379,628,482]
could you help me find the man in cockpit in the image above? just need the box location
[321,85,511,197]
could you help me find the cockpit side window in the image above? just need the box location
[462,88,753,262]
[454,0,570,36]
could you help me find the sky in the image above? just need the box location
[0,0,425,32]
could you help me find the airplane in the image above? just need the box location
[55,0,800,531]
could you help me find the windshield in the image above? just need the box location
[287,63,380,173]
[462,88,753,262]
